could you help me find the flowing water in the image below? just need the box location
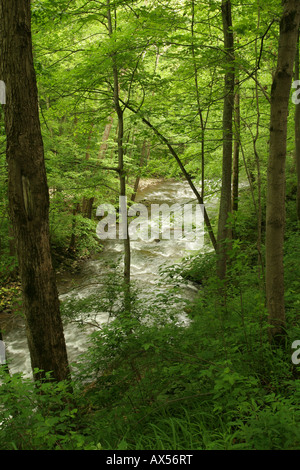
[0,178,219,378]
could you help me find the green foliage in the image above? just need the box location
[0,283,21,314]
[1,0,300,452]
[2,231,300,450]
[158,250,217,288]
[0,370,99,450]
[235,389,300,450]
[55,231,300,450]
[284,231,300,335]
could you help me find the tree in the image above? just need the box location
[232,76,240,216]
[217,0,235,281]
[106,0,131,306]
[266,0,300,341]
[295,30,300,221]
[0,0,70,381]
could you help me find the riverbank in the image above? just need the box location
[1,177,300,450]
[1,178,205,376]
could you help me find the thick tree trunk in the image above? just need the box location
[295,31,300,221]
[266,0,300,341]
[217,0,235,280]
[0,0,70,381]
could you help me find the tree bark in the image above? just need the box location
[295,30,300,221]
[253,10,263,277]
[232,79,240,215]
[266,0,300,341]
[98,115,114,160]
[82,124,95,219]
[0,0,70,381]
[191,0,206,200]
[131,140,149,202]
[107,0,131,307]
[217,0,235,280]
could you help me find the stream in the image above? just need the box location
[0,178,219,378]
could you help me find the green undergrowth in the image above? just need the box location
[1,227,300,450]
[1,181,300,450]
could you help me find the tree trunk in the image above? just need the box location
[82,197,94,219]
[0,0,70,381]
[82,124,95,219]
[131,139,150,202]
[253,12,263,277]
[107,0,131,308]
[266,0,300,342]
[217,0,235,280]
[295,31,300,221]
[69,202,81,252]
[232,79,240,214]
[98,115,114,160]
[191,0,206,200]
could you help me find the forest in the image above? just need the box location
[0,0,300,452]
